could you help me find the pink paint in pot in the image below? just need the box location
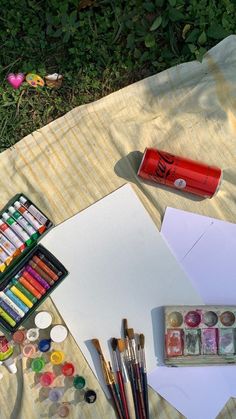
[40,371,55,387]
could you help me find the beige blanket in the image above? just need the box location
[0,35,236,419]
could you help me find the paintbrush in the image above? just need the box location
[139,334,149,419]
[111,338,130,419]
[127,328,146,419]
[117,338,136,419]
[92,338,123,419]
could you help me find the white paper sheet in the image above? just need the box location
[41,185,202,395]
[161,207,236,304]
[147,207,236,419]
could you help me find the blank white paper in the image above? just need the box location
[41,184,202,393]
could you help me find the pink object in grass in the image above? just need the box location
[7,73,25,89]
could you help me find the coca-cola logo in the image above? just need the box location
[155,151,175,179]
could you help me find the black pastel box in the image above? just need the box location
[0,194,68,333]
[164,306,236,366]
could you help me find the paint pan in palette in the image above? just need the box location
[165,306,236,366]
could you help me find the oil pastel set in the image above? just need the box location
[0,194,68,333]
[165,306,236,366]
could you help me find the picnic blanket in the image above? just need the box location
[0,35,236,419]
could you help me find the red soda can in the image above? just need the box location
[137,148,222,198]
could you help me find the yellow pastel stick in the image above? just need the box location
[0,307,16,327]
[11,286,33,308]
[0,263,6,273]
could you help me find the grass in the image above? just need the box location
[0,0,235,151]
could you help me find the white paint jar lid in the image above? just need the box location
[35,311,53,329]
[50,325,68,343]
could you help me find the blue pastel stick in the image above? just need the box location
[5,289,29,313]
[0,298,21,323]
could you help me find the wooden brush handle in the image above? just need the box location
[124,380,136,419]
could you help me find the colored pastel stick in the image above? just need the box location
[32,255,58,281]
[0,262,6,272]
[19,196,50,228]
[10,286,33,308]
[0,292,25,318]
[22,271,46,295]
[8,206,39,240]
[0,219,25,251]
[0,298,21,323]
[2,212,31,246]
[28,261,54,285]
[25,266,50,290]
[0,307,16,327]
[5,289,29,313]
[14,201,45,234]
[11,279,37,304]
[38,252,62,277]
[19,276,42,299]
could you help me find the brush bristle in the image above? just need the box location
[123,318,128,337]
[117,339,126,353]
[127,328,134,340]
[92,338,102,355]
[140,333,145,349]
[111,337,118,351]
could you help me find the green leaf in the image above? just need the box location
[168,0,176,6]
[188,43,197,53]
[168,7,185,22]
[185,28,200,43]
[198,31,207,45]
[196,47,207,62]
[207,23,230,39]
[150,16,162,31]
[144,33,156,48]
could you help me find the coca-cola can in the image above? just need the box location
[137,148,222,198]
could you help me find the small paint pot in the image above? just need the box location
[84,389,97,404]
[203,311,218,327]
[168,311,183,327]
[31,357,45,373]
[26,328,39,342]
[48,388,63,402]
[38,339,51,353]
[12,330,26,344]
[22,343,37,358]
[58,404,70,418]
[35,311,53,329]
[61,362,75,377]
[50,350,64,365]
[40,371,55,387]
[50,325,68,343]
[185,311,201,327]
[220,311,235,326]
[73,375,86,390]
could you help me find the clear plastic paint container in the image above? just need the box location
[22,343,37,358]
[40,371,55,387]
[26,328,39,342]
[48,388,63,402]
[50,350,64,365]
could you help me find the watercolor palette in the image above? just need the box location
[165,306,236,365]
[0,194,68,333]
